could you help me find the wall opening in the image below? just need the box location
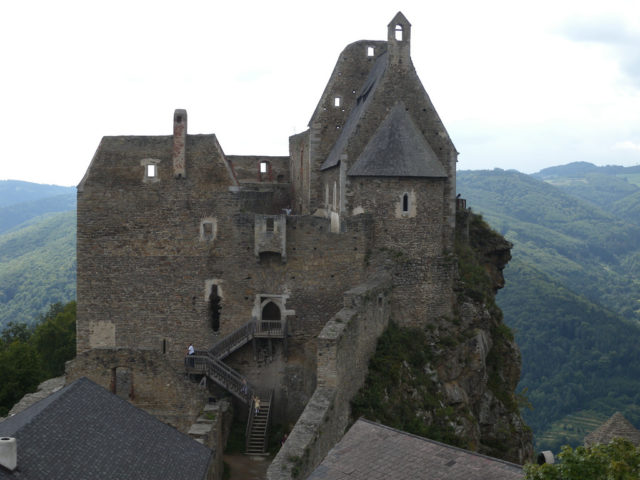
[209,286,221,332]
[334,97,341,107]
[146,164,156,178]
[367,46,375,56]
[262,301,281,321]
[112,367,134,400]
[402,193,409,213]
[162,339,166,354]
[260,161,268,173]
[266,218,275,232]
[395,24,403,41]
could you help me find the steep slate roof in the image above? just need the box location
[348,102,446,178]
[321,52,388,171]
[584,412,640,447]
[307,419,523,480]
[0,377,211,479]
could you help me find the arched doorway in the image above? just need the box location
[261,301,281,321]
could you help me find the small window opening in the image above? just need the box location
[260,161,268,174]
[334,97,341,107]
[162,339,166,354]
[367,46,375,56]
[203,222,214,238]
[146,164,156,177]
[266,218,275,232]
[209,286,221,332]
[176,115,182,124]
[395,24,403,41]
[402,193,409,213]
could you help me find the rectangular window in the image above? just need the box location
[266,218,275,232]
[146,164,156,177]
[367,46,375,56]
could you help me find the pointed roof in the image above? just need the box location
[388,11,411,28]
[584,412,640,447]
[0,377,212,479]
[347,102,447,177]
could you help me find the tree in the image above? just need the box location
[524,438,640,480]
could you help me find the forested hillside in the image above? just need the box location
[0,182,76,329]
[458,165,640,450]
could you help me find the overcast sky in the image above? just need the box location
[2,0,639,186]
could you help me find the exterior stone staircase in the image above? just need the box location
[185,319,285,454]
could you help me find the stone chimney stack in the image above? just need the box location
[173,109,187,178]
[387,12,411,67]
[0,437,17,472]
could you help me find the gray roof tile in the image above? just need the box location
[0,377,211,479]
[307,419,523,480]
[347,102,446,178]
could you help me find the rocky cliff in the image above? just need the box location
[352,209,533,464]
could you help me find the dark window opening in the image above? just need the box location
[402,193,409,212]
[209,286,221,332]
[113,367,134,400]
[203,222,214,238]
[162,339,166,354]
[176,115,183,123]
[262,301,281,321]
[266,218,275,232]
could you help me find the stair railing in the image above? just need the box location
[209,319,256,360]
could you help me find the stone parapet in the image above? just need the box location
[267,275,391,480]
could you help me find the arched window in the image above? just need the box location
[395,24,403,41]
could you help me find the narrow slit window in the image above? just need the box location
[402,193,409,213]
[395,24,403,41]
[146,164,156,177]
[367,46,375,56]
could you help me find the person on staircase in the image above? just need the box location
[254,396,261,415]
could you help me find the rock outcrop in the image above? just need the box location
[352,209,533,464]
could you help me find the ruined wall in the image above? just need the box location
[77,134,375,423]
[288,131,310,214]
[267,276,391,480]
[227,155,290,184]
[66,349,208,433]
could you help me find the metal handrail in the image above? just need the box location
[209,319,256,359]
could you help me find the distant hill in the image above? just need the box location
[0,181,76,329]
[0,180,75,207]
[458,166,640,450]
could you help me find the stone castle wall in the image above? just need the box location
[66,348,208,433]
[267,276,391,480]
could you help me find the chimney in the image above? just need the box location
[173,109,187,178]
[0,437,17,471]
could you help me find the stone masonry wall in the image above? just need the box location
[266,275,391,480]
[66,348,208,433]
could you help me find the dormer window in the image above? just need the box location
[367,46,375,57]
[395,24,403,41]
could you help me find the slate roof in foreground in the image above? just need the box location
[307,419,523,480]
[0,377,211,480]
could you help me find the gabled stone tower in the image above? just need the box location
[70,12,491,468]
